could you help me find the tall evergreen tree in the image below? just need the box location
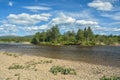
[76,29,84,42]
[87,27,94,41]
[34,32,40,43]
[51,25,60,42]
[46,29,52,42]
[39,31,46,42]
[84,27,88,41]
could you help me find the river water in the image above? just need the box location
[0,43,120,67]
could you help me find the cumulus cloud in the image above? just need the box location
[101,12,120,20]
[49,12,76,26]
[8,1,13,7]
[88,0,113,11]
[24,25,48,31]
[100,0,119,3]
[0,24,18,35]
[7,13,51,25]
[0,12,119,35]
[76,20,98,25]
[23,6,51,12]
[93,25,120,32]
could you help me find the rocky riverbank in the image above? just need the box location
[0,52,120,80]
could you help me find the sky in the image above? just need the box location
[0,0,120,36]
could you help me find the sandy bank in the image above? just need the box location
[0,52,120,80]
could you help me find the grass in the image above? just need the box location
[8,63,24,70]
[50,66,76,75]
[8,60,52,71]
[14,73,20,80]
[3,52,19,57]
[100,76,120,80]
[25,60,52,66]
[6,78,12,80]
[25,60,52,71]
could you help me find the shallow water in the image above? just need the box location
[0,43,120,67]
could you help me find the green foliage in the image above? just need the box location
[50,66,76,75]
[100,76,120,80]
[51,25,60,42]
[25,60,52,71]
[30,25,120,46]
[3,52,19,57]
[76,29,84,43]
[87,27,94,41]
[39,31,46,42]
[14,73,20,80]
[6,78,12,80]
[31,37,38,44]
[8,64,24,70]
[0,36,32,42]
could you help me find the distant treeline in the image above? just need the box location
[0,36,32,43]
[31,25,120,46]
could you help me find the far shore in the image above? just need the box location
[0,41,120,47]
[0,51,120,80]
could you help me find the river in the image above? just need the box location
[0,43,120,67]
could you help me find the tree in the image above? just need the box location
[34,32,40,43]
[87,27,94,41]
[46,29,52,42]
[63,31,76,44]
[51,25,60,42]
[84,27,88,41]
[39,31,46,42]
[31,37,38,44]
[76,29,84,42]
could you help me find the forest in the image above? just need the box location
[0,36,31,43]
[31,25,120,46]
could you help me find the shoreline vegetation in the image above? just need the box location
[0,25,119,46]
[31,25,120,46]
[0,52,120,80]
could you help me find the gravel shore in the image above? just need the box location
[0,52,120,80]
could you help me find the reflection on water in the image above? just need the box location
[0,43,120,67]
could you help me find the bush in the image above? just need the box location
[100,76,120,80]
[8,64,24,70]
[50,66,76,75]
[3,52,19,57]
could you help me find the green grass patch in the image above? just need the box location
[3,52,19,57]
[50,66,76,75]
[6,78,12,80]
[100,76,120,80]
[8,63,24,70]
[25,60,52,65]
[24,60,52,71]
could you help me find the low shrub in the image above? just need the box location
[8,64,24,70]
[3,52,19,57]
[50,66,76,75]
[100,76,120,80]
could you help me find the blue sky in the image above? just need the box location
[0,0,120,36]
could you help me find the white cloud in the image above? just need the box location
[100,0,119,3]
[65,11,91,19]
[88,0,113,11]
[76,20,98,25]
[49,12,76,26]
[25,25,48,31]
[0,12,119,35]
[23,6,51,12]
[8,1,13,7]
[0,24,18,35]
[7,13,51,25]
[101,12,120,20]
[93,25,120,32]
